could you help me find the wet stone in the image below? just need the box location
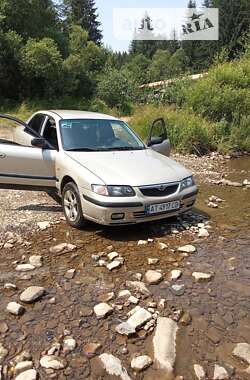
[170,269,182,280]
[145,270,163,285]
[213,364,229,379]
[131,355,152,372]
[178,245,196,254]
[127,307,152,329]
[29,255,42,268]
[15,264,35,272]
[98,353,131,380]
[206,327,221,344]
[83,343,102,357]
[94,303,113,319]
[40,355,66,369]
[15,369,37,380]
[194,364,206,379]
[15,361,33,375]
[0,322,8,334]
[6,302,25,316]
[116,322,136,336]
[171,284,185,296]
[233,342,250,366]
[20,286,45,303]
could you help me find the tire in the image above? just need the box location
[62,182,86,228]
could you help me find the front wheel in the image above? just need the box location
[62,182,86,228]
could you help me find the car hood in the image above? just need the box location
[65,149,191,186]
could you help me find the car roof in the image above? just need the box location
[48,110,119,121]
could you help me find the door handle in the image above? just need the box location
[0,153,6,158]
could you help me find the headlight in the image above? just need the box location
[92,184,135,197]
[180,176,195,190]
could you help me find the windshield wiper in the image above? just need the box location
[101,147,145,151]
[66,148,97,152]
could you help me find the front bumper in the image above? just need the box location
[80,185,198,226]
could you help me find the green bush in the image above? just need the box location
[185,57,250,122]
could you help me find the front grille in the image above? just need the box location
[139,183,179,197]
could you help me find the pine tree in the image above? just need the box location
[64,0,102,45]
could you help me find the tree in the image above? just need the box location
[20,38,63,97]
[147,49,172,81]
[0,30,23,99]
[63,0,102,45]
[170,48,189,75]
[63,25,106,97]
[123,54,151,84]
[0,0,60,41]
[97,68,136,112]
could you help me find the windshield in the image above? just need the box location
[59,119,145,152]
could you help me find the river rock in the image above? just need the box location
[20,286,45,303]
[171,284,185,296]
[40,355,65,369]
[107,260,121,271]
[213,364,229,379]
[83,342,102,357]
[145,270,163,285]
[127,307,152,329]
[118,290,131,298]
[192,272,213,282]
[178,245,196,254]
[243,179,250,186]
[153,317,178,373]
[116,322,136,336]
[15,264,35,272]
[0,322,8,333]
[28,255,42,268]
[63,337,76,352]
[137,240,148,245]
[99,353,131,380]
[37,221,50,230]
[233,343,250,366]
[4,283,17,290]
[170,269,182,280]
[94,303,113,319]
[158,242,168,250]
[49,243,76,254]
[131,355,152,372]
[148,258,159,265]
[128,296,139,304]
[15,369,37,380]
[65,269,76,279]
[107,251,119,260]
[126,281,151,296]
[6,302,25,316]
[0,344,8,363]
[194,364,206,379]
[15,361,33,375]
[198,228,210,238]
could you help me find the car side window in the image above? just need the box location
[27,114,45,136]
[42,117,58,150]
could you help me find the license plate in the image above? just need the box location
[146,200,180,215]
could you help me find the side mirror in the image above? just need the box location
[147,136,164,147]
[31,137,48,149]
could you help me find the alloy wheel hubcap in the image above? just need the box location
[64,190,78,222]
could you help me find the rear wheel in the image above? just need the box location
[62,182,86,228]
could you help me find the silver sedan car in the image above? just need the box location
[0,110,198,228]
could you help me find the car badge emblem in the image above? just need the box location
[159,185,166,191]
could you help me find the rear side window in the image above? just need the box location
[28,114,45,135]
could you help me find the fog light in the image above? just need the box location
[111,213,125,220]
